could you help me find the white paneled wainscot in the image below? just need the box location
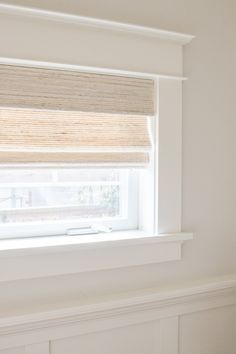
[0,277,235,354]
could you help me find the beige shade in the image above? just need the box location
[0,65,155,116]
[0,108,151,165]
[0,152,149,165]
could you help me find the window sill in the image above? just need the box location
[0,231,193,282]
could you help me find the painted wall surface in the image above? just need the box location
[180,305,236,354]
[0,0,235,316]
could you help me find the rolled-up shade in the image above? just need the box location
[0,108,151,165]
[0,65,154,116]
[0,64,154,166]
[0,151,149,165]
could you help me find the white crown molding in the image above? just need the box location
[0,3,194,44]
[0,276,235,347]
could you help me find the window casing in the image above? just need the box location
[0,9,194,277]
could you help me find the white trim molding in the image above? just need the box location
[0,276,235,350]
[0,231,193,256]
[0,57,188,81]
[0,232,193,281]
[0,3,194,77]
[0,3,195,44]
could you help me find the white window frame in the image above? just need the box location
[0,167,143,238]
[0,5,194,281]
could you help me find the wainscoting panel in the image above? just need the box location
[180,305,236,354]
[160,316,179,354]
[51,320,161,354]
[0,348,25,354]
[25,342,50,354]
[0,278,235,354]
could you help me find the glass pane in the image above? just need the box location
[0,169,128,224]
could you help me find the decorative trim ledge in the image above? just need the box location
[0,232,193,255]
[0,3,194,44]
[0,276,235,349]
[0,232,193,282]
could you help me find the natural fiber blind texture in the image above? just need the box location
[0,108,151,165]
[0,65,154,116]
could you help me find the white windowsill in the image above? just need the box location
[0,231,193,282]
[0,230,192,255]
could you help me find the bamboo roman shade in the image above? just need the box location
[0,64,154,165]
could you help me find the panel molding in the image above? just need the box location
[0,277,235,350]
[25,342,50,354]
[160,316,179,354]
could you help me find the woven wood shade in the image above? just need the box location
[0,64,154,165]
[0,152,148,164]
[0,65,154,116]
[0,108,151,165]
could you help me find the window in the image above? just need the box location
[0,64,155,239]
[0,11,194,278]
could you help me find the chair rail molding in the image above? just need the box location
[0,276,235,351]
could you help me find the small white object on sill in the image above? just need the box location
[66,224,112,236]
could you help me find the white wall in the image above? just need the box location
[0,0,235,314]
[180,305,236,354]
[0,1,235,352]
